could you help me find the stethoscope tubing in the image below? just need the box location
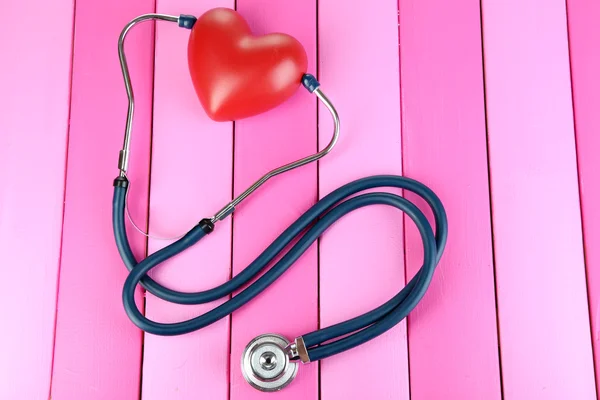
[113,12,448,367]
[114,174,447,362]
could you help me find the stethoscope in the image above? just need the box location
[114,10,448,392]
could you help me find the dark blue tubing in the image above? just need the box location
[113,175,447,361]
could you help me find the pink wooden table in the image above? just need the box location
[1,0,598,399]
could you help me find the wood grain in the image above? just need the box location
[0,0,73,398]
[567,0,600,392]
[482,0,596,397]
[398,0,502,398]
[228,1,319,399]
[50,0,155,398]
[318,0,408,398]
[140,1,234,399]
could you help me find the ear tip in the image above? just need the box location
[301,74,320,93]
[178,14,197,29]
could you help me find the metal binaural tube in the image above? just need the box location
[117,13,340,230]
[117,14,179,176]
[211,86,340,222]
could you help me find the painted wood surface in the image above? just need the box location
[567,0,600,391]
[317,0,407,398]
[0,0,73,398]
[50,0,155,398]
[481,0,597,398]
[140,1,234,399]
[398,0,502,398]
[4,0,600,399]
[229,1,318,399]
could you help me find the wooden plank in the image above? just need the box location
[228,1,318,399]
[50,0,155,398]
[481,0,597,398]
[0,1,74,398]
[140,2,234,399]
[567,0,600,391]
[398,0,502,398]
[318,0,407,398]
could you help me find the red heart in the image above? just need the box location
[187,8,308,122]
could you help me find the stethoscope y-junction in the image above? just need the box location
[114,9,447,392]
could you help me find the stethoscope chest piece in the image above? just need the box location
[241,334,298,392]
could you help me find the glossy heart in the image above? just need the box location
[187,8,308,122]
